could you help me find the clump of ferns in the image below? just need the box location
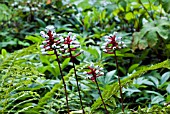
[40,25,84,113]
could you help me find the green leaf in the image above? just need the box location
[128,64,139,73]
[151,95,164,104]
[162,0,170,12]
[61,58,70,70]
[166,84,170,94]
[148,76,159,88]
[25,36,42,43]
[1,49,7,58]
[105,70,116,84]
[125,12,134,20]
[35,18,46,27]
[146,31,158,47]
[161,72,170,85]
[138,39,148,50]
[124,87,141,96]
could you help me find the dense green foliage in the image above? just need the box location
[0,0,170,113]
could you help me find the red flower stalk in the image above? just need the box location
[102,32,125,112]
[60,32,85,113]
[101,32,126,54]
[40,25,70,113]
[85,64,108,114]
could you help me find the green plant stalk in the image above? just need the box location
[114,50,124,112]
[68,44,85,114]
[139,0,154,20]
[54,49,70,114]
[94,78,109,114]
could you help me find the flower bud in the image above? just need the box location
[41,49,45,52]
[42,51,47,55]
[40,45,44,49]
[68,32,72,36]
[42,41,47,45]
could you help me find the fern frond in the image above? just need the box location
[91,60,170,112]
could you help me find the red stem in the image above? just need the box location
[68,44,85,114]
[54,49,70,114]
[114,50,124,112]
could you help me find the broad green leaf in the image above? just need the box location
[105,70,116,84]
[161,72,170,85]
[166,84,170,94]
[123,87,141,96]
[151,95,164,104]
[138,39,148,50]
[148,76,159,88]
[125,12,134,20]
[146,31,158,47]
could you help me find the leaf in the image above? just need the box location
[162,0,170,12]
[123,87,141,96]
[35,18,46,27]
[125,12,134,20]
[146,31,158,47]
[1,49,7,58]
[166,84,170,94]
[91,60,170,111]
[128,64,139,73]
[138,39,148,50]
[161,72,170,85]
[148,76,159,88]
[25,36,42,43]
[61,58,70,70]
[105,70,116,84]
[151,95,164,104]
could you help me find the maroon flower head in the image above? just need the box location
[40,25,64,55]
[101,32,126,54]
[84,63,104,82]
[60,32,83,58]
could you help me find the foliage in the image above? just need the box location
[0,0,170,113]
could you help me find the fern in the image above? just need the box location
[91,60,170,112]
[0,45,43,113]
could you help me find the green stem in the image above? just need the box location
[114,50,124,112]
[139,0,154,20]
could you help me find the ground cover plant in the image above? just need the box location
[0,0,170,113]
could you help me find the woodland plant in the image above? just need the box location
[84,63,109,114]
[40,25,70,113]
[101,32,126,112]
[40,26,84,113]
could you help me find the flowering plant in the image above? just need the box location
[102,32,126,54]
[84,63,108,114]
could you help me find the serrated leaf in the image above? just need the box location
[138,39,148,50]
[146,31,158,47]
